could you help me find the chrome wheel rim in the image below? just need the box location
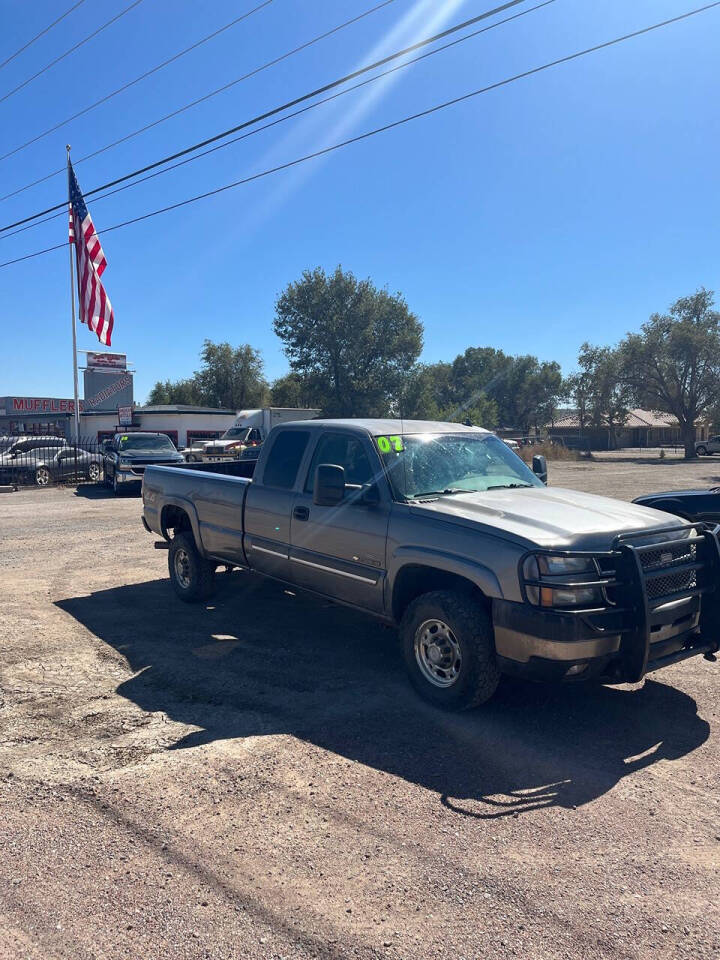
[414,618,462,688]
[89,463,100,480]
[174,548,192,589]
[36,468,50,486]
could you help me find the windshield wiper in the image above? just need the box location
[411,488,473,499]
[486,483,534,490]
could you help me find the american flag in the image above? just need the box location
[68,160,114,346]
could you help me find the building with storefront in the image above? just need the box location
[1,350,242,447]
[0,397,237,448]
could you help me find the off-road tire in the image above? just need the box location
[400,590,500,710]
[168,531,215,602]
[696,445,708,456]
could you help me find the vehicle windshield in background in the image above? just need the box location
[117,435,176,452]
[221,427,250,441]
[375,433,543,500]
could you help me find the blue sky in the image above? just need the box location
[0,0,718,402]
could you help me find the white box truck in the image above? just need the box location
[182,408,320,462]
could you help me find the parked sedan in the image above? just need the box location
[695,436,720,456]
[632,487,720,524]
[33,447,104,486]
[0,438,66,483]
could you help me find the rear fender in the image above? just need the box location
[159,497,206,556]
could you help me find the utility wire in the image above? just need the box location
[1,0,273,162]
[0,0,147,105]
[0,0,88,72]
[0,0,531,230]
[0,0,399,202]
[1,0,718,270]
[0,0,557,241]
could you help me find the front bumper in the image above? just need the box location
[493,524,720,683]
[115,469,142,485]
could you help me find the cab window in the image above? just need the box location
[262,430,310,489]
[305,434,373,493]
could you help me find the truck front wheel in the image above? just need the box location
[400,590,500,710]
[168,532,215,602]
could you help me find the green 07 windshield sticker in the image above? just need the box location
[376,435,404,453]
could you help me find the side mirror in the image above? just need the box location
[532,454,548,485]
[313,463,345,506]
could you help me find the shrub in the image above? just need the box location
[517,441,580,463]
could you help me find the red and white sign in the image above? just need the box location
[86,352,126,370]
[11,397,84,413]
[117,404,133,426]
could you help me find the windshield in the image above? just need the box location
[222,427,250,440]
[375,432,543,500]
[117,434,176,452]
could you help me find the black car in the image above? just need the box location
[632,488,720,525]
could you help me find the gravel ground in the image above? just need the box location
[1,455,719,960]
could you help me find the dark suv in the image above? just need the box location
[103,432,184,494]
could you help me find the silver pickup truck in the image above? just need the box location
[142,419,720,710]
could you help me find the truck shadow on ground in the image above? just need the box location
[57,572,710,819]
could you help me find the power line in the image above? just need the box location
[0,0,532,231]
[0,0,399,203]
[0,0,88,72]
[0,0,557,241]
[0,0,147,105]
[2,0,718,270]
[1,0,274,162]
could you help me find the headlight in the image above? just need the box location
[522,554,605,609]
[119,456,131,467]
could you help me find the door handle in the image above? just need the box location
[293,505,310,521]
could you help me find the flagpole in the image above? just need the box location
[67,145,80,443]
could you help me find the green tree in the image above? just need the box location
[194,340,269,409]
[577,344,632,449]
[398,362,453,420]
[147,377,202,405]
[270,372,323,408]
[500,356,563,435]
[146,340,269,409]
[273,266,423,417]
[564,372,592,433]
[443,346,561,434]
[620,289,720,458]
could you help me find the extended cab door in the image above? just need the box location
[243,428,312,580]
[289,432,390,613]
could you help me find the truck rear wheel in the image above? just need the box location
[400,590,500,710]
[168,532,215,602]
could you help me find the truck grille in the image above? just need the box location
[646,568,697,602]
[639,539,696,572]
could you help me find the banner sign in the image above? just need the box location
[117,404,133,426]
[86,352,127,370]
[84,373,133,410]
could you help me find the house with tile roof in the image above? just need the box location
[547,408,710,449]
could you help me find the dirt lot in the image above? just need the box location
[1,454,719,960]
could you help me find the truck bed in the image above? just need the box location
[143,461,253,564]
[173,458,257,479]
